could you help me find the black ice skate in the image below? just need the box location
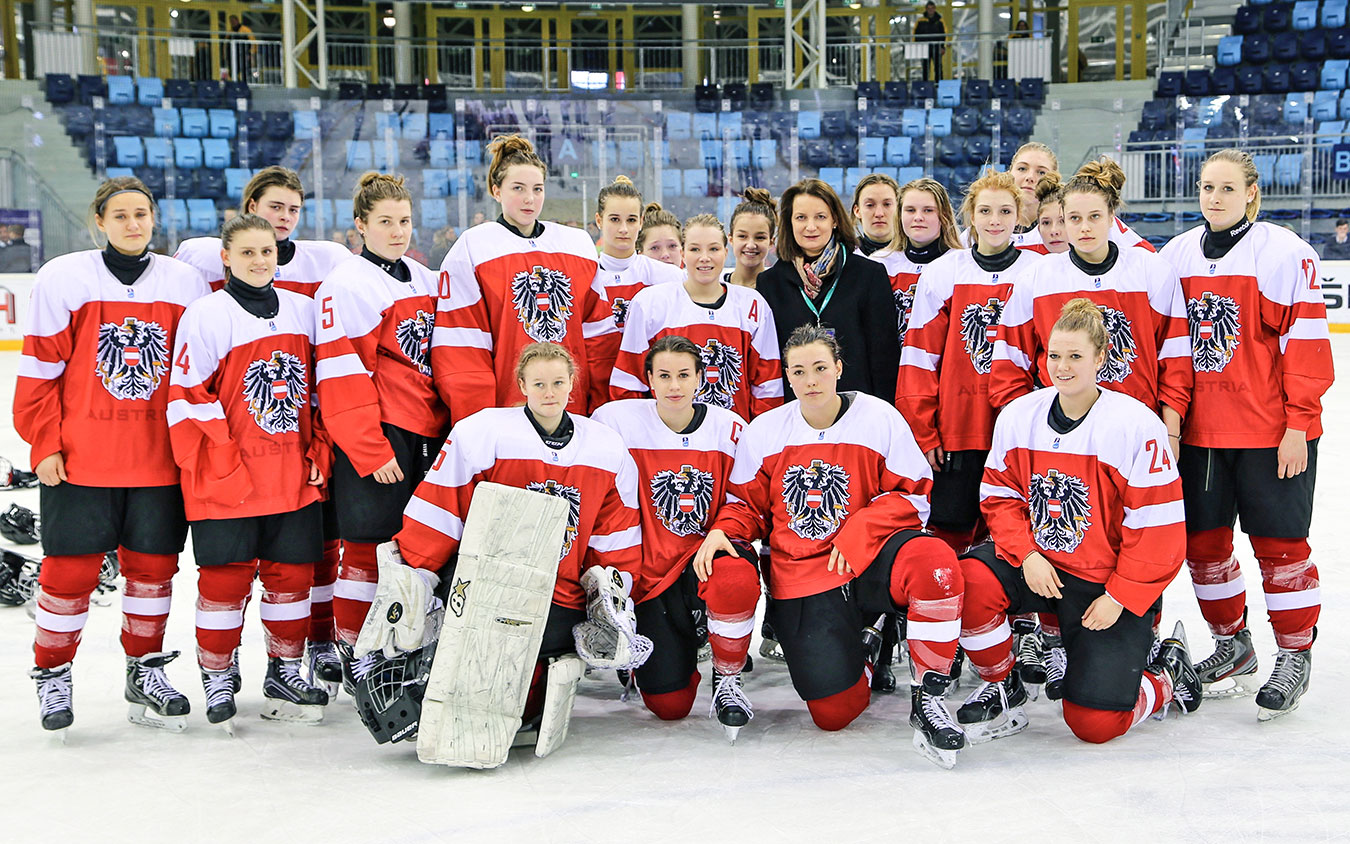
[125,651,191,732]
[1014,623,1047,691]
[262,656,329,723]
[957,671,1029,744]
[201,667,238,734]
[31,663,73,734]
[909,671,965,769]
[1150,621,1202,718]
[710,672,753,743]
[1196,628,1260,699]
[1043,634,1066,701]
[867,613,899,694]
[1256,632,1314,722]
[758,617,785,662]
[944,645,966,695]
[307,640,343,696]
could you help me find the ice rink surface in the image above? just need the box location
[0,342,1347,844]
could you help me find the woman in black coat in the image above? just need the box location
[757,178,901,405]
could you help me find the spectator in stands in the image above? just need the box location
[1322,218,1350,260]
[222,208,238,223]
[0,224,33,273]
[429,225,457,268]
[1011,19,1031,38]
[330,230,346,246]
[404,229,428,266]
[471,211,486,227]
[344,228,361,252]
[228,15,257,82]
[915,2,947,82]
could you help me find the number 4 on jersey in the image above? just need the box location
[176,346,191,375]
[1143,439,1173,474]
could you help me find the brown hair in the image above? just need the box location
[1202,148,1262,222]
[637,202,682,250]
[886,177,962,253]
[1012,141,1060,174]
[784,322,843,363]
[597,174,643,215]
[352,172,411,223]
[220,212,276,250]
[851,173,900,219]
[644,334,705,378]
[959,168,1023,249]
[1063,156,1127,215]
[729,187,777,240]
[777,178,858,263]
[241,166,304,216]
[683,213,726,245]
[486,133,548,194]
[515,341,576,382]
[1035,172,1065,209]
[89,176,155,242]
[1052,297,1110,357]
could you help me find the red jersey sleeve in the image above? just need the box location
[746,293,785,417]
[1264,247,1335,434]
[396,412,495,571]
[432,238,497,424]
[896,271,949,453]
[1104,420,1187,616]
[14,267,74,469]
[314,280,394,476]
[582,449,643,581]
[711,434,771,544]
[980,421,1038,568]
[582,267,614,412]
[832,423,932,577]
[1151,265,1194,419]
[989,283,1038,408]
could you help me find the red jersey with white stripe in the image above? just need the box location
[313,254,448,476]
[590,399,745,602]
[711,392,932,600]
[872,249,928,349]
[14,249,210,487]
[395,407,642,609]
[1159,223,1334,448]
[990,246,1193,418]
[610,281,784,419]
[981,387,1185,616]
[591,251,683,394]
[174,237,351,297]
[899,248,1042,454]
[168,288,328,521]
[433,220,610,422]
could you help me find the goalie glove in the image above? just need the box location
[572,566,653,671]
[354,542,443,659]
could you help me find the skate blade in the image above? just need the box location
[1024,682,1042,702]
[1202,673,1261,699]
[220,719,236,737]
[1258,700,1302,722]
[260,699,325,724]
[722,724,741,744]
[911,730,958,770]
[126,703,188,732]
[696,644,712,663]
[943,678,963,697]
[47,728,70,746]
[758,640,786,663]
[964,707,1029,745]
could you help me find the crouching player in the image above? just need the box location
[169,214,332,728]
[592,335,759,741]
[956,299,1202,746]
[353,342,646,766]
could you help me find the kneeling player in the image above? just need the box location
[695,325,967,767]
[358,342,644,764]
[957,299,1202,746]
[592,336,759,741]
[169,214,332,728]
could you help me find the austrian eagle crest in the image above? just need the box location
[95,316,169,400]
[695,338,744,410]
[1096,305,1138,384]
[611,296,631,330]
[960,297,1005,375]
[1187,291,1241,373]
[895,284,916,346]
[649,463,715,537]
[781,459,851,541]
[511,265,574,342]
[526,479,582,561]
[396,309,434,377]
[1028,468,1092,553]
[242,350,308,435]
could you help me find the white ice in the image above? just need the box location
[1,343,1348,844]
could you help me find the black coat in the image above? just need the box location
[757,252,901,405]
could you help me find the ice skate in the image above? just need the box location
[942,646,966,695]
[1150,621,1202,717]
[1014,627,1047,694]
[1195,628,1260,699]
[759,617,785,662]
[306,640,343,697]
[31,663,73,735]
[709,672,753,743]
[1256,638,1313,722]
[201,668,237,735]
[909,672,964,769]
[956,672,1029,744]
[864,614,897,693]
[261,657,329,723]
[125,651,191,732]
[1043,634,1066,701]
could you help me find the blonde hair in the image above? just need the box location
[683,213,726,244]
[959,168,1023,249]
[637,202,682,250]
[515,342,576,382]
[886,177,962,253]
[89,176,155,243]
[220,212,276,250]
[486,133,547,194]
[597,174,642,215]
[1035,172,1064,209]
[1063,157,1127,215]
[1012,141,1060,174]
[1202,148,1262,222]
[1052,297,1110,357]
[729,187,777,240]
[242,166,304,216]
[352,172,411,223]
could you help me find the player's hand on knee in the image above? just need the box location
[372,457,404,485]
[35,452,66,486]
[355,541,442,659]
[1080,593,1123,630]
[573,565,653,670]
[1022,552,1063,599]
[693,529,735,582]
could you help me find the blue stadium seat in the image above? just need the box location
[820,110,849,137]
[1266,3,1293,33]
[911,80,936,104]
[938,136,964,167]
[719,111,743,138]
[1274,31,1300,62]
[1237,65,1265,94]
[1018,77,1046,105]
[202,138,231,169]
[187,199,217,232]
[886,136,912,166]
[1265,63,1292,93]
[1317,119,1345,145]
[107,76,134,106]
[152,107,178,137]
[964,135,991,165]
[992,78,1016,101]
[371,140,400,170]
[462,140,482,164]
[1340,89,1350,118]
[239,110,264,139]
[952,107,979,136]
[863,136,885,166]
[693,112,718,140]
[46,74,75,105]
[868,107,902,136]
[694,83,720,113]
[195,80,222,108]
[1315,89,1341,120]
[965,79,991,108]
[423,168,449,198]
[666,111,691,140]
[1294,1,1319,30]
[882,81,909,107]
[1157,71,1183,98]
[208,109,236,139]
[225,168,251,200]
[1300,30,1326,61]
[261,111,293,141]
[1276,153,1302,186]
[1326,2,1349,27]
[428,113,454,140]
[139,167,168,197]
[402,113,427,142]
[818,167,845,196]
[1331,28,1350,59]
[1140,100,1168,130]
[422,138,451,169]
[113,136,144,167]
[683,168,708,196]
[954,165,980,187]
[730,140,751,168]
[346,141,372,170]
[1184,69,1211,97]
[873,166,900,181]
[421,200,448,231]
[844,167,868,197]
[180,108,208,138]
[197,169,225,200]
[1217,36,1243,67]
[928,108,953,137]
[753,138,777,168]
[1181,127,1208,158]
[161,199,188,231]
[1292,62,1320,91]
[661,169,682,197]
[857,81,882,102]
[175,137,203,169]
[1245,33,1273,64]
[1127,129,1154,147]
[223,80,251,104]
[902,109,926,137]
[77,75,105,105]
[1234,6,1262,35]
[832,136,858,165]
[797,110,822,139]
[937,80,962,107]
[374,112,400,138]
[105,167,135,179]
[1212,67,1238,94]
[896,166,924,187]
[1253,153,1278,186]
[143,137,172,168]
[164,78,192,103]
[699,139,723,168]
[1006,106,1036,136]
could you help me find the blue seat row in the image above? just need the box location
[1233,1,1347,35]
[46,74,249,108]
[856,77,1044,108]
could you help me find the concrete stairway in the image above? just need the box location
[0,79,103,234]
[1030,79,1157,174]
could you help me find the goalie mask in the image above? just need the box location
[353,605,444,745]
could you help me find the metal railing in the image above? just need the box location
[0,148,88,264]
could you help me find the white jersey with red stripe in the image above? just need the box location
[14,249,210,487]
[590,399,745,602]
[433,220,610,422]
[871,248,930,349]
[168,288,328,521]
[981,387,1185,616]
[1159,222,1334,448]
[609,280,784,419]
[395,406,642,609]
[711,392,931,600]
[592,251,683,367]
[174,237,351,296]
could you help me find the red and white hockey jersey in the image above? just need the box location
[15,250,210,487]
[433,220,610,422]
[168,288,329,521]
[174,237,351,297]
[396,407,641,609]
[871,249,932,349]
[609,281,784,420]
[981,387,1186,616]
[1159,223,1334,448]
[590,251,683,394]
[898,248,1042,454]
[313,253,448,476]
[590,399,745,602]
[711,393,932,600]
[990,246,1193,418]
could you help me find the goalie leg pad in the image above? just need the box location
[535,654,585,758]
[415,482,570,769]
